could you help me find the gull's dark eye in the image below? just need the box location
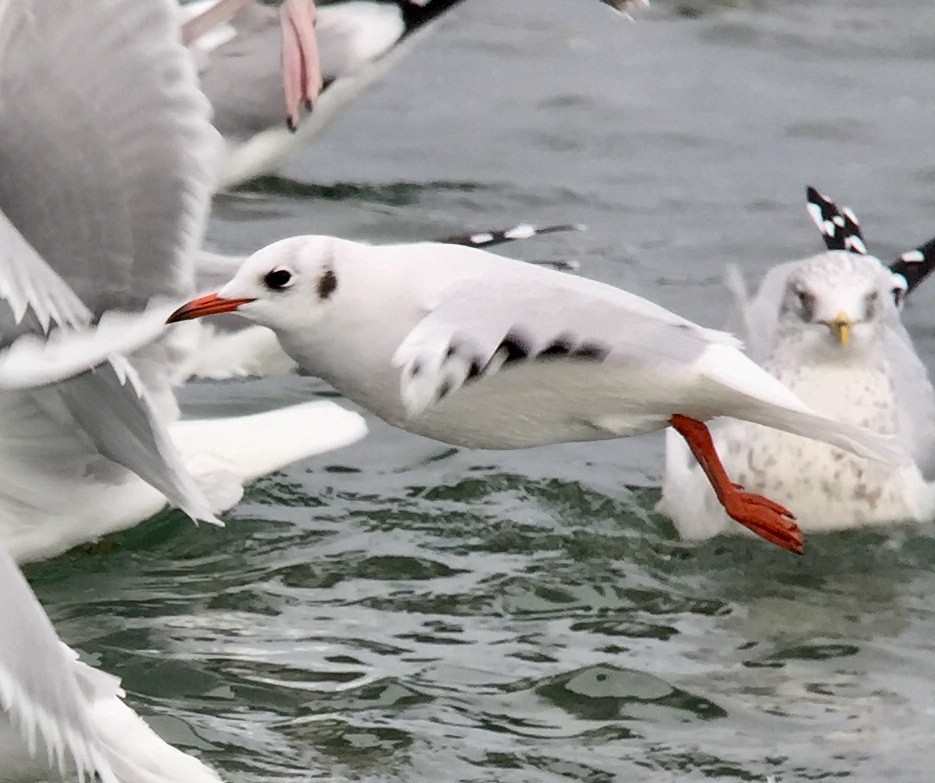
[264,268,293,290]
[795,287,815,317]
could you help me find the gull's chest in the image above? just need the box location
[765,355,898,434]
[714,357,927,528]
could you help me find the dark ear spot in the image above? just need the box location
[317,267,338,300]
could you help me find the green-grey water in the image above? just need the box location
[27,1,935,780]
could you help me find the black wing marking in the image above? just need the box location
[437,223,584,250]
[805,185,867,255]
[890,236,935,297]
[397,0,467,35]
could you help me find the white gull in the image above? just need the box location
[166,234,907,554]
[660,192,935,538]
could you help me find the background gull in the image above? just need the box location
[807,184,935,298]
[183,0,471,188]
[183,0,646,189]
[0,0,367,564]
[660,192,935,538]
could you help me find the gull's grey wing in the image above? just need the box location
[57,360,219,524]
[0,199,216,521]
[884,322,935,479]
[723,260,801,363]
[196,2,285,139]
[0,305,175,390]
[392,268,737,417]
[0,545,119,783]
[0,0,217,314]
[198,1,405,139]
[0,208,90,346]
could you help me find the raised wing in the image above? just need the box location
[0,545,119,783]
[805,185,867,255]
[0,305,174,391]
[890,237,935,297]
[392,271,736,417]
[0,0,217,314]
[722,261,803,363]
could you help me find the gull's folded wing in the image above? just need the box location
[392,267,736,417]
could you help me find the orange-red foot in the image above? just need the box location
[720,488,803,554]
[669,414,804,554]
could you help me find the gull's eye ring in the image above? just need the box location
[264,268,294,290]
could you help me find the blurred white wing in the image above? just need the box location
[0,545,119,783]
[0,0,221,532]
[0,0,218,314]
[0,545,223,781]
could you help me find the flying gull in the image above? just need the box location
[166,235,907,554]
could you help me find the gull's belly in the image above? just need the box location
[393,361,688,449]
[714,363,932,529]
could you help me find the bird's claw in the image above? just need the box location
[723,490,803,554]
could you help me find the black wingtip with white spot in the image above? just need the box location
[890,236,935,296]
[805,186,867,255]
[437,223,586,250]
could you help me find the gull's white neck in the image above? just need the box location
[274,241,430,423]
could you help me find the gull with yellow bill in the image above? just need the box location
[660,202,935,538]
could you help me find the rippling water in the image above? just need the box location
[29,1,935,781]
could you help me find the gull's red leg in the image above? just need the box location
[181,0,252,46]
[669,414,804,554]
[280,0,323,131]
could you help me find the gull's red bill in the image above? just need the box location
[166,293,256,323]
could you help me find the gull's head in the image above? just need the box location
[779,250,906,352]
[167,236,340,332]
